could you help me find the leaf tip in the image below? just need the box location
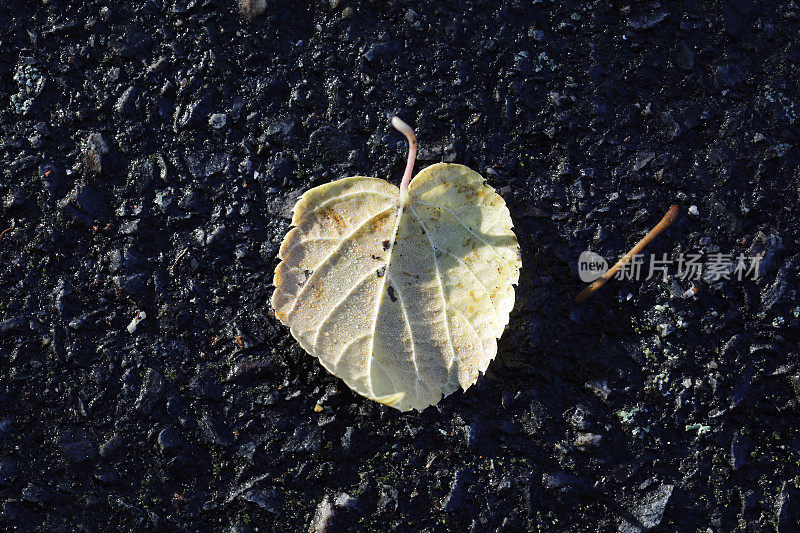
[373,391,407,409]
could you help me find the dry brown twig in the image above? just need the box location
[168,247,189,274]
[576,205,680,303]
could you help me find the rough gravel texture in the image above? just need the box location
[2,1,800,531]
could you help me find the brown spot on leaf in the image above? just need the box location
[370,209,394,232]
[298,269,313,286]
[321,206,347,233]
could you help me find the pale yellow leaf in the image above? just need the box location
[272,163,520,411]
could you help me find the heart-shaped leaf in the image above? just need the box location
[272,119,520,411]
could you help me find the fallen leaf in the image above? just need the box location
[271,119,521,411]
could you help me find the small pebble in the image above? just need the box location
[127,311,146,334]
[209,113,227,129]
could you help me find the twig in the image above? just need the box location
[0,226,14,240]
[168,247,189,273]
[576,205,680,303]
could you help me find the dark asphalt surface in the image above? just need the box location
[1,1,800,531]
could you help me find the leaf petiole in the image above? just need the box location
[391,116,417,204]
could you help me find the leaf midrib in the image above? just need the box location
[366,202,405,398]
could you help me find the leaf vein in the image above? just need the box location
[366,204,405,398]
[333,333,371,368]
[295,189,395,225]
[415,200,513,272]
[286,204,395,321]
[434,246,500,324]
[388,274,420,403]
[410,204,457,372]
[448,303,484,356]
[281,237,340,260]
[312,269,383,355]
